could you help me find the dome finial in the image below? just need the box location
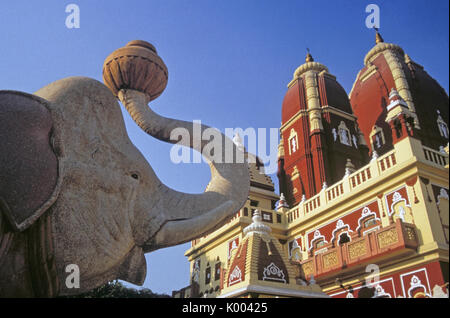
[374,28,384,44]
[305,48,314,62]
[243,209,272,237]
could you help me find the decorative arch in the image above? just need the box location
[389,191,413,224]
[288,238,303,261]
[408,275,431,298]
[330,219,353,246]
[356,206,381,235]
[309,229,328,252]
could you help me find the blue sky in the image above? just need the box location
[1,1,448,295]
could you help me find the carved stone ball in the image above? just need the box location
[102,40,168,101]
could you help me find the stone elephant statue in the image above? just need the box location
[0,40,249,297]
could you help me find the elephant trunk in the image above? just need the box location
[118,89,249,250]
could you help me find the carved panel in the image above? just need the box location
[262,263,287,283]
[301,261,314,278]
[377,228,399,249]
[348,240,368,260]
[322,251,338,269]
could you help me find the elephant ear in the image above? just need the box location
[0,91,59,232]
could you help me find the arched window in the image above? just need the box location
[205,264,211,284]
[314,238,326,249]
[214,261,221,281]
[364,217,378,229]
[338,232,351,245]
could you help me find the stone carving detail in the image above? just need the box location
[377,228,399,249]
[322,251,339,269]
[228,266,243,286]
[301,261,314,278]
[348,240,368,260]
[262,262,287,283]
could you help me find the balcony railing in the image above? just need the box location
[287,141,449,224]
[422,146,448,167]
[285,149,400,222]
[295,220,419,281]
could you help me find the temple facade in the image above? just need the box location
[172,33,449,298]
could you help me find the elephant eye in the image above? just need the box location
[131,173,139,180]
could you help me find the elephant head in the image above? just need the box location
[0,40,249,297]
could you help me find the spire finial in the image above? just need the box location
[305,48,314,62]
[276,193,289,210]
[243,209,272,237]
[374,27,384,44]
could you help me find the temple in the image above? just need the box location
[172,32,449,298]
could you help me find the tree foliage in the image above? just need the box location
[63,280,171,298]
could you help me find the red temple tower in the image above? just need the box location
[349,32,449,157]
[278,52,369,207]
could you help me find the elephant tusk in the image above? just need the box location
[145,200,234,252]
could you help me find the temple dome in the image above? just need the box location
[349,32,449,154]
[282,53,353,125]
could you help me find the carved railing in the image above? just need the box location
[422,146,448,167]
[295,220,418,281]
[326,182,344,202]
[287,149,398,223]
[350,167,372,189]
[377,152,397,172]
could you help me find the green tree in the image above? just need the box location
[63,281,171,298]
